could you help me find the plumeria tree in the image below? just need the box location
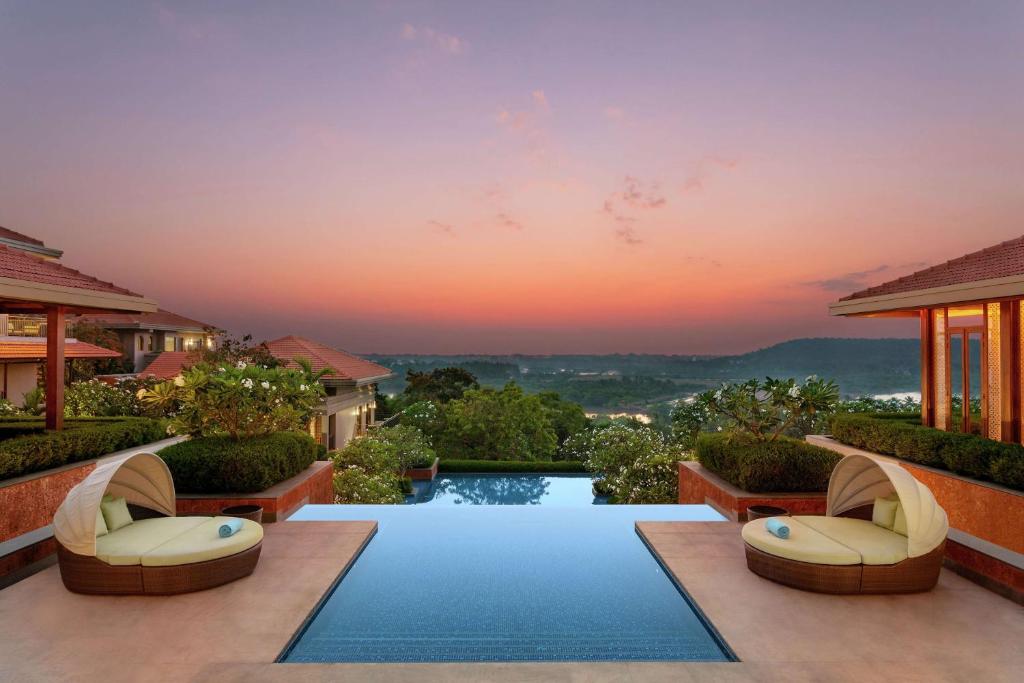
[697,376,840,442]
[140,361,325,439]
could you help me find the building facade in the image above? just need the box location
[77,309,218,372]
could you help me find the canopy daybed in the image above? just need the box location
[741,454,948,594]
[53,452,263,595]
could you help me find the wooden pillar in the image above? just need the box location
[1001,301,1021,443]
[45,306,65,431]
[920,309,934,427]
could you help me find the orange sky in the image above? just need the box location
[1,3,1022,353]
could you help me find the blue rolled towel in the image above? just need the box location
[765,518,790,539]
[219,518,243,538]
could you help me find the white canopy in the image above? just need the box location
[826,453,948,558]
[53,452,176,557]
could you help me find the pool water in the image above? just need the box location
[410,472,608,505]
[280,475,732,663]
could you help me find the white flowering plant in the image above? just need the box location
[140,362,325,439]
[696,376,839,443]
[332,466,405,504]
[565,423,683,503]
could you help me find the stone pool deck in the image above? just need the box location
[0,519,1021,681]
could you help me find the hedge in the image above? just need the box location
[158,431,317,493]
[829,413,1024,491]
[0,417,167,480]
[694,433,842,493]
[438,459,589,473]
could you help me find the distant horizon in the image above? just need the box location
[3,2,1020,354]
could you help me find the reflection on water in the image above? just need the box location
[414,474,606,506]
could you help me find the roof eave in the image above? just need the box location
[322,372,395,387]
[831,273,1024,316]
[0,276,157,314]
[0,237,62,259]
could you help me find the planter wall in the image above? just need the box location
[177,460,334,522]
[677,461,827,522]
[407,457,439,481]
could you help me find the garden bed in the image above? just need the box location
[677,461,827,521]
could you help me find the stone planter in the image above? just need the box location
[407,457,440,481]
[677,461,827,522]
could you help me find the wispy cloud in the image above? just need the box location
[601,176,666,246]
[427,220,456,237]
[682,156,740,193]
[803,262,927,292]
[496,91,553,163]
[495,213,523,231]
[401,23,466,55]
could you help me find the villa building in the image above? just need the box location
[77,309,219,372]
[265,336,394,450]
[831,235,1024,443]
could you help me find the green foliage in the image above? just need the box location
[332,467,405,504]
[440,383,558,461]
[698,376,840,442]
[695,433,842,493]
[0,417,167,480]
[567,423,682,503]
[403,367,479,404]
[190,333,280,369]
[67,322,132,381]
[157,431,316,493]
[829,413,1024,490]
[332,434,399,473]
[400,400,445,438]
[537,390,590,447]
[376,424,436,474]
[438,459,589,473]
[141,361,325,439]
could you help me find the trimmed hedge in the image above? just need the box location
[830,413,1024,491]
[158,431,317,493]
[695,433,842,493]
[438,459,589,473]
[0,417,167,481]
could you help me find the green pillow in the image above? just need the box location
[100,496,133,532]
[95,509,109,537]
[892,502,908,536]
[872,496,898,529]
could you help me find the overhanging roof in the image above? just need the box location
[265,335,394,385]
[831,235,1024,316]
[0,338,122,361]
[78,309,218,333]
[0,244,156,314]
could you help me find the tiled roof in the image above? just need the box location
[138,351,197,380]
[0,244,141,296]
[0,226,46,247]
[841,235,1024,301]
[0,339,122,360]
[78,308,217,332]
[265,336,393,383]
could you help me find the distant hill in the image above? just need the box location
[368,337,919,408]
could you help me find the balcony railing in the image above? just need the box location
[0,314,74,338]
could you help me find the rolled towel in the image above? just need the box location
[219,518,243,538]
[765,518,790,539]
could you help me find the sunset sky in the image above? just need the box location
[1,2,1022,354]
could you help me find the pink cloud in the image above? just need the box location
[400,23,466,55]
[682,156,740,193]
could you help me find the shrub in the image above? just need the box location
[610,451,680,504]
[375,425,436,475]
[0,417,167,480]
[438,459,589,473]
[829,413,1024,491]
[438,384,558,461]
[140,361,325,439]
[332,436,399,474]
[568,423,685,503]
[157,431,316,493]
[695,433,842,493]
[332,467,405,504]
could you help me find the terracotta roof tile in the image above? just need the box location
[78,309,217,331]
[264,336,393,383]
[841,235,1024,301]
[0,244,141,297]
[138,351,198,380]
[0,339,122,361]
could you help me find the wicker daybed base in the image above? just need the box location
[743,541,945,594]
[57,541,263,596]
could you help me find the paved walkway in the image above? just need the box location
[0,518,1021,681]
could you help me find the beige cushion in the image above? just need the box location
[95,517,207,566]
[893,503,908,536]
[872,496,898,529]
[95,509,108,538]
[795,515,909,565]
[140,517,263,568]
[101,497,133,532]
[742,517,861,566]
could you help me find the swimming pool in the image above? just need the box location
[280,475,733,663]
[411,472,607,505]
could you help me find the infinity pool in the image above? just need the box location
[411,472,607,505]
[280,475,732,663]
